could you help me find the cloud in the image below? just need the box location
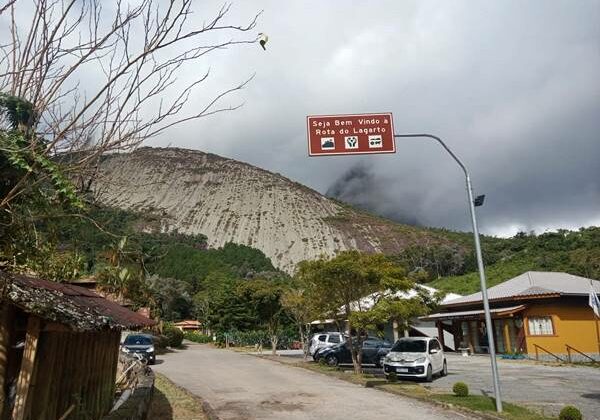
[121,0,600,236]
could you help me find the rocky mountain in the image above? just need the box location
[92,147,460,273]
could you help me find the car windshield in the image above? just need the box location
[124,335,152,345]
[391,340,427,353]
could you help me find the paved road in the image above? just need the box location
[153,344,471,420]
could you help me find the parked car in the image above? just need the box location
[383,337,447,382]
[121,333,156,364]
[308,332,346,357]
[317,337,392,367]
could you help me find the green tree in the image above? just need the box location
[146,275,193,321]
[296,251,414,373]
[281,286,319,360]
[238,278,289,355]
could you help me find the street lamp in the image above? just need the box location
[394,134,503,412]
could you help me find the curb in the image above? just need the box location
[154,373,221,420]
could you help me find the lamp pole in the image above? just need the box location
[394,134,503,412]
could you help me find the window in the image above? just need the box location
[527,316,554,335]
[391,339,426,353]
[124,335,153,345]
[362,340,377,348]
[328,334,341,343]
[429,340,440,352]
[318,335,327,342]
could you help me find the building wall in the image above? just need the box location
[524,301,600,359]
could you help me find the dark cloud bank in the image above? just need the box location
[147,0,600,237]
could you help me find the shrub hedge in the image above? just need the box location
[559,405,582,420]
[163,323,184,348]
[452,382,469,397]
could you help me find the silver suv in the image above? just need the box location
[308,332,345,357]
[383,337,447,382]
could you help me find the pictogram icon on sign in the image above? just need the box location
[368,135,383,148]
[321,137,335,150]
[345,136,358,149]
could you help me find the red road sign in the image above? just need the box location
[307,113,395,156]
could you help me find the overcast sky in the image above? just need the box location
[142,0,600,237]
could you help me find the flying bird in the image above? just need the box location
[258,33,268,50]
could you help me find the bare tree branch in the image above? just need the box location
[1,0,262,209]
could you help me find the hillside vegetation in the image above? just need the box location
[427,227,600,294]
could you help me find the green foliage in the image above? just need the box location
[152,335,169,353]
[391,243,466,280]
[147,275,193,321]
[431,227,600,294]
[183,331,212,343]
[453,381,469,397]
[213,329,297,348]
[281,286,319,357]
[387,372,398,382]
[559,406,582,420]
[26,244,85,282]
[296,251,415,372]
[237,277,290,353]
[0,93,36,129]
[163,323,184,348]
[0,93,82,210]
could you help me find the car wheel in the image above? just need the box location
[425,365,433,382]
[441,360,448,377]
[326,355,339,367]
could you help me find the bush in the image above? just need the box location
[559,405,582,420]
[163,324,184,348]
[452,382,469,397]
[184,331,212,343]
[153,334,169,353]
[387,372,398,383]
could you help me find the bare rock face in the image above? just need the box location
[92,147,453,273]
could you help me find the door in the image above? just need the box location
[429,339,443,372]
[361,339,379,364]
[312,334,327,354]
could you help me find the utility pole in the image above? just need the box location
[394,134,503,412]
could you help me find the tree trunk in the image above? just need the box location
[270,335,278,355]
[348,336,362,374]
[298,325,308,361]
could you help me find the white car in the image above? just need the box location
[308,332,345,357]
[383,337,447,382]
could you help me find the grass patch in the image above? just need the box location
[149,373,208,420]
[432,394,552,420]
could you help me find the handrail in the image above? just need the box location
[533,343,566,362]
[566,344,598,363]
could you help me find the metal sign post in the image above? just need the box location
[305,114,503,411]
[394,133,503,412]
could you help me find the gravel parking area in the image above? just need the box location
[271,350,599,418]
[431,354,599,419]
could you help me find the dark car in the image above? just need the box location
[121,334,156,364]
[317,337,392,367]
